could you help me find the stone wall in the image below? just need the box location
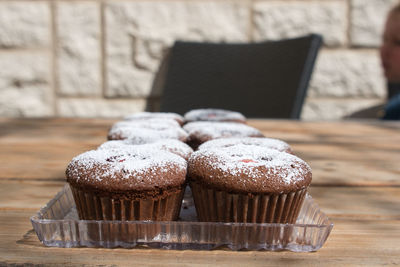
[0,0,397,120]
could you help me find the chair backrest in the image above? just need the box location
[157,34,323,119]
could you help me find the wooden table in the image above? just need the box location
[0,118,399,266]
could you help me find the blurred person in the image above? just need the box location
[380,3,400,120]
[348,3,400,120]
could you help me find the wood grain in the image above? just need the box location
[0,118,112,144]
[1,118,399,266]
[1,119,399,186]
[0,143,97,180]
[1,210,399,266]
[0,180,64,210]
[308,186,400,219]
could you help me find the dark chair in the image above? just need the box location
[152,34,323,119]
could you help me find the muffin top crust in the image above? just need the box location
[111,118,181,131]
[184,108,246,123]
[98,139,193,160]
[66,148,187,192]
[183,121,264,144]
[124,112,184,125]
[198,137,293,154]
[107,119,188,142]
[188,144,311,194]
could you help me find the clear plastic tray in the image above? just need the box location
[31,184,333,251]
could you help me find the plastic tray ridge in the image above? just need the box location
[31,184,333,251]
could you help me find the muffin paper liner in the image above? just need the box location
[190,180,307,223]
[70,185,185,221]
[31,184,333,251]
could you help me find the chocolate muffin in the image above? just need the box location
[111,118,181,131]
[98,139,193,160]
[183,121,264,150]
[107,119,188,143]
[184,108,246,124]
[124,112,184,126]
[198,137,293,154]
[66,148,187,221]
[188,144,312,223]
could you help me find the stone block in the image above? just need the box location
[58,98,146,118]
[253,1,347,47]
[0,52,53,117]
[302,98,384,120]
[105,1,250,97]
[0,2,50,48]
[350,0,398,47]
[57,2,101,96]
[309,50,386,98]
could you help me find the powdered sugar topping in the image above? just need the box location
[183,121,263,139]
[124,112,184,125]
[184,108,246,122]
[98,139,193,160]
[67,148,187,185]
[108,119,188,142]
[190,144,311,187]
[112,118,181,130]
[198,137,293,153]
